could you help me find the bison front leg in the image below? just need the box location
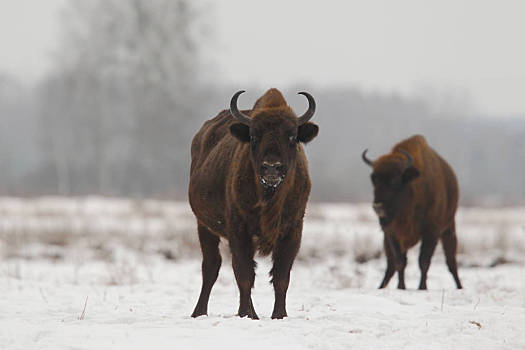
[270,228,301,319]
[386,235,407,289]
[379,236,396,289]
[229,227,258,320]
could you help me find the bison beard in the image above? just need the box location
[363,135,463,290]
[189,88,318,319]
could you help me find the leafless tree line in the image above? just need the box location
[0,0,523,204]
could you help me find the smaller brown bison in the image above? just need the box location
[362,135,462,290]
[189,88,319,319]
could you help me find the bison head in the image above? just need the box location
[229,90,318,191]
[362,149,420,225]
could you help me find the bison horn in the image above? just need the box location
[297,92,316,125]
[230,90,252,125]
[362,149,374,167]
[398,148,414,168]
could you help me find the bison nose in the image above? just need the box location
[373,202,386,218]
[261,161,284,187]
[262,160,283,170]
[262,160,284,175]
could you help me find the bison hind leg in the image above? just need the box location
[441,226,463,289]
[191,224,222,318]
[396,252,407,290]
[418,235,438,290]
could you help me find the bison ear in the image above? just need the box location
[298,122,319,144]
[230,123,250,142]
[402,166,420,183]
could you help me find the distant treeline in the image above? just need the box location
[2,78,524,205]
[0,0,523,205]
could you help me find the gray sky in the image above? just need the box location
[1,0,525,116]
[0,0,64,82]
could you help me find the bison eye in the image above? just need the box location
[289,135,297,144]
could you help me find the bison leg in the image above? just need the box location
[270,228,301,319]
[379,236,396,289]
[191,224,222,318]
[386,236,407,289]
[396,251,407,290]
[230,229,258,320]
[441,226,463,289]
[418,235,438,290]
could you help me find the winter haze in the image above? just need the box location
[1,0,524,203]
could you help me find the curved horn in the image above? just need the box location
[398,148,414,168]
[297,91,316,124]
[362,149,374,167]
[230,90,252,125]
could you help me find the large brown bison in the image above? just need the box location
[362,135,462,290]
[189,88,319,319]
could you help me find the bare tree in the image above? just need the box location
[38,0,207,196]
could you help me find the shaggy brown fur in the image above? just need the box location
[189,88,319,319]
[363,135,462,290]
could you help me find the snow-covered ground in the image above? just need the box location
[1,197,524,349]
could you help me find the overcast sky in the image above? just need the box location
[1,0,525,116]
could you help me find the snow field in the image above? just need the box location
[0,197,524,349]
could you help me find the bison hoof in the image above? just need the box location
[191,309,207,318]
[238,312,259,320]
[271,311,288,319]
[238,309,259,320]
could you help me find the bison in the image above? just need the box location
[362,135,462,290]
[189,88,319,319]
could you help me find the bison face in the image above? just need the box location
[362,149,420,226]
[231,112,318,189]
[229,91,318,191]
